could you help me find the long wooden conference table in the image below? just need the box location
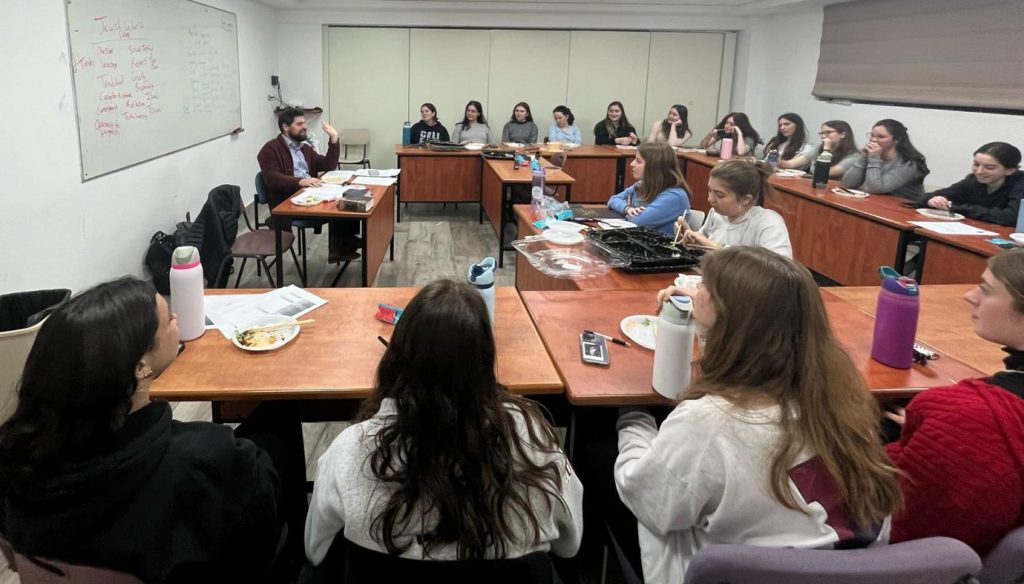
[271,183,395,287]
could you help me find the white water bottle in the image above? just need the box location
[468,257,496,326]
[652,296,695,399]
[169,246,206,341]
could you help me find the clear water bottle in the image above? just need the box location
[813,150,833,189]
[1015,203,1024,234]
[870,267,919,369]
[169,246,205,341]
[766,149,780,171]
[652,296,695,399]
[531,166,546,215]
[468,257,496,326]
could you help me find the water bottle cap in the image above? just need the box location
[171,246,200,269]
[881,274,919,296]
[468,257,495,287]
[660,296,692,324]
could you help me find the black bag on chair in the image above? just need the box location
[144,231,177,295]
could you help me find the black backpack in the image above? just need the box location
[144,214,195,295]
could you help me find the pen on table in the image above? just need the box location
[584,329,631,347]
[378,335,389,347]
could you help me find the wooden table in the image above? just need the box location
[271,184,395,287]
[482,158,575,268]
[513,205,675,292]
[539,145,621,204]
[765,176,923,286]
[916,220,1012,284]
[826,284,1004,375]
[521,290,983,407]
[395,145,482,222]
[151,287,563,404]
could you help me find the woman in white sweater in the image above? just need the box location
[305,280,582,568]
[679,159,793,258]
[613,247,903,584]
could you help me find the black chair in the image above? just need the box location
[306,537,562,584]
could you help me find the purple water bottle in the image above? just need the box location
[870,267,920,369]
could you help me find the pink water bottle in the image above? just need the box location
[870,267,919,369]
[720,137,734,160]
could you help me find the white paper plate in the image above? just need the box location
[232,315,300,352]
[832,187,868,198]
[600,218,637,230]
[620,315,658,351]
[544,230,585,245]
[1011,233,1024,245]
[545,220,586,233]
[775,169,805,177]
[916,208,964,221]
[291,193,323,206]
[464,143,486,150]
[503,142,524,148]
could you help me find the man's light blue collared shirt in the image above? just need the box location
[282,135,310,178]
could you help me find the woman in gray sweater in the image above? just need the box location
[452,100,494,144]
[841,119,929,200]
[501,102,538,144]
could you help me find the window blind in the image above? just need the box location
[812,0,1024,112]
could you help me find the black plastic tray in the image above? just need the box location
[586,227,705,273]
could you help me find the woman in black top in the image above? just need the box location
[922,142,1024,226]
[594,101,638,146]
[0,278,302,583]
[409,102,450,144]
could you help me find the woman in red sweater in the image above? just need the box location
[886,248,1024,554]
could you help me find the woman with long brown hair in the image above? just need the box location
[607,142,691,235]
[614,247,902,584]
[305,280,582,565]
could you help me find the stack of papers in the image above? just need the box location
[352,176,398,186]
[909,221,998,236]
[204,286,327,339]
[354,168,401,177]
[300,184,363,201]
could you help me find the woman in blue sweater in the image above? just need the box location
[608,142,691,236]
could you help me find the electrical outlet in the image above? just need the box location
[271,75,279,87]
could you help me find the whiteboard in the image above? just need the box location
[65,0,241,180]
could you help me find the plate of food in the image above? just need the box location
[620,315,658,350]
[544,230,585,245]
[504,142,524,148]
[600,218,637,230]
[232,315,301,352]
[916,208,965,221]
[464,142,486,151]
[545,220,586,233]
[291,193,324,206]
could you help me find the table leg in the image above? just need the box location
[274,223,284,288]
[498,185,510,268]
[389,235,395,261]
[396,157,403,223]
[565,184,573,203]
[615,157,626,193]
[361,218,369,287]
[894,231,918,276]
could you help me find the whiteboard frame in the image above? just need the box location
[64,0,242,182]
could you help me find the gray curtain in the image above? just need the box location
[812,0,1024,111]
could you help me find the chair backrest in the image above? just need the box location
[254,172,269,206]
[549,152,567,168]
[0,534,142,584]
[342,128,370,147]
[0,290,70,424]
[685,209,706,232]
[979,525,1024,584]
[335,539,558,584]
[683,538,982,584]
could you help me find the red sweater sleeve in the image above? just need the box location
[887,381,1024,554]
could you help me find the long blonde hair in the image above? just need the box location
[686,247,902,527]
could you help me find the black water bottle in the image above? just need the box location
[812,150,833,189]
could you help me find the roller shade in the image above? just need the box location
[813,0,1024,111]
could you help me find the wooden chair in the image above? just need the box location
[212,191,305,288]
[339,129,370,169]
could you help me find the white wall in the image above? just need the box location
[0,0,278,293]
[274,6,753,151]
[742,6,1024,187]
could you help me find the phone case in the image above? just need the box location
[580,333,610,366]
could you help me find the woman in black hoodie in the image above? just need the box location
[0,277,302,583]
